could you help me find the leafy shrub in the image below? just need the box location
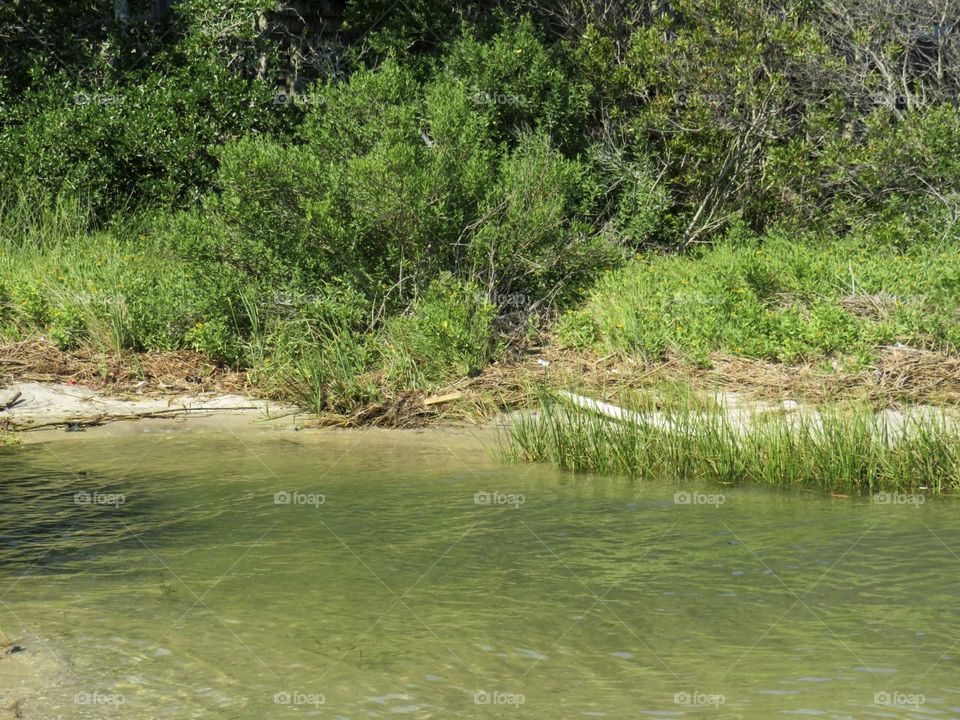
[587,140,670,248]
[444,15,591,154]
[467,131,615,305]
[186,59,614,312]
[381,274,496,390]
[0,57,277,219]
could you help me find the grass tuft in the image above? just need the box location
[500,392,960,494]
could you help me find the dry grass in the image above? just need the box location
[5,339,960,428]
[0,339,249,397]
[837,292,901,321]
[440,343,960,421]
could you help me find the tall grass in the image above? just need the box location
[251,314,380,415]
[500,393,960,494]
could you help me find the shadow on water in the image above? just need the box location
[0,445,175,571]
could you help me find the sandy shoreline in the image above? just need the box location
[1,381,302,441]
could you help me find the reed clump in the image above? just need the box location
[500,393,960,494]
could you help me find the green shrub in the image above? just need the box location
[587,139,671,248]
[467,131,616,305]
[381,274,496,390]
[443,15,591,154]
[0,57,277,219]
[186,59,613,312]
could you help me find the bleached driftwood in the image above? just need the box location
[556,391,691,435]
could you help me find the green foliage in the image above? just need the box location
[0,57,279,218]
[257,283,381,415]
[180,56,617,310]
[588,139,671,247]
[0,194,244,360]
[468,131,617,305]
[171,136,335,286]
[504,393,960,493]
[381,274,496,390]
[559,231,960,363]
[443,15,591,154]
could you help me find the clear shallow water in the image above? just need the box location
[1,427,959,719]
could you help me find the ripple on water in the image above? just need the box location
[515,648,547,660]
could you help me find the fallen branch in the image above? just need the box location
[556,390,691,435]
[15,405,260,431]
[423,391,464,407]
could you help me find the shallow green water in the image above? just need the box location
[1,427,959,719]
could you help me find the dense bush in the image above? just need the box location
[443,15,591,154]
[0,57,279,218]
[174,51,642,311]
[467,131,616,305]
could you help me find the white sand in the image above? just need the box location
[1,381,301,437]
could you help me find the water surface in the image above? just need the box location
[1,426,958,718]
